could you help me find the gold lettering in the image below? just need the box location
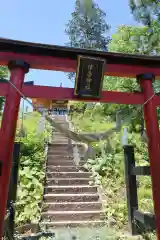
[85,64,93,90]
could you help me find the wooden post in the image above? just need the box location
[6,142,21,237]
[123,145,138,235]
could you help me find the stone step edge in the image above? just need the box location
[44,193,99,197]
[45,185,97,188]
[43,201,101,205]
[46,178,92,181]
[42,210,104,214]
[46,166,84,169]
[46,172,91,174]
[40,220,106,225]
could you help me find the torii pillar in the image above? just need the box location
[0,60,29,238]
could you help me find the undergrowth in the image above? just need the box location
[15,112,52,225]
[70,109,155,240]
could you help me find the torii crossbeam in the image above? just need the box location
[0,38,160,239]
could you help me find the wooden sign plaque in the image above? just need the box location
[74,55,105,98]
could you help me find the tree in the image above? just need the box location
[129,0,160,26]
[103,25,155,128]
[65,0,110,81]
[129,0,160,53]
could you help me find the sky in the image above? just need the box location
[0,0,137,110]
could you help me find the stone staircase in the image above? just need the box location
[41,115,105,229]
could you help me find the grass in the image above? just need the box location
[15,111,52,226]
[70,111,155,240]
[18,111,41,132]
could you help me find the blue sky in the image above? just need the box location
[0,0,137,110]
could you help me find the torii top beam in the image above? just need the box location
[0,38,160,78]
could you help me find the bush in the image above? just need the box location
[71,109,153,236]
[15,113,52,225]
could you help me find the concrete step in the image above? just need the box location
[47,155,85,160]
[48,152,73,156]
[41,220,106,228]
[51,142,69,145]
[47,160,75,166]
[48,150,73,154]
[48,144,71,148]
[47,155,74,159]
[48,143,70,146]
[47,156,85,162]
[47,162,86,167]
[52,133,69,136]
[41,210,105,221]
[46,172,92,178]
[46,178,92,186]
[51,139,69,142]
[44,185,97,194]
[51,137,68,139]
[46,166,81,172]
[51,140,69,142]
[47,156,74,160]
[44,193,99,202]
[42,202,102,211]
[48,146,71,151]
[52,138,69,141]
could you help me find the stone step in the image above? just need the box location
[48,144,71,148]
[52,136,69,139]
[47,160,75,166]
[52,132,69,136]
[46,172,92,178]
[48,146,71,151]
[48,155,74,159]
[42,202,102,211]
[46,178,92,186]
[44,193,99,202]
[47,155,84,160]
[51,136,68,139]
[48,143,70,146]
[51,138,69,141]
[51,142,69,144]
[48,149,73,154]
[41,220,106,228]
[44,185,97,194]
[47,156,85,161]
[51,139,69,141]
[41,210,105,221]
[52,121,68,124]
[46,166,81,172]
[48,142,79,149]
[48,152,73,156]
[47,155,74,159]
[47,161,86,167]
[52,137,68,138]
[47,155,74,160]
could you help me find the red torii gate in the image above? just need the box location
[0,38,160,238]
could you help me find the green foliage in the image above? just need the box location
[15,112,51,225]
[65,0,110,81]
[129,0,160,56]
[102,25,160,129]
[71,110,153,237]
[66,0,110,50]
[129,0,160,26]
